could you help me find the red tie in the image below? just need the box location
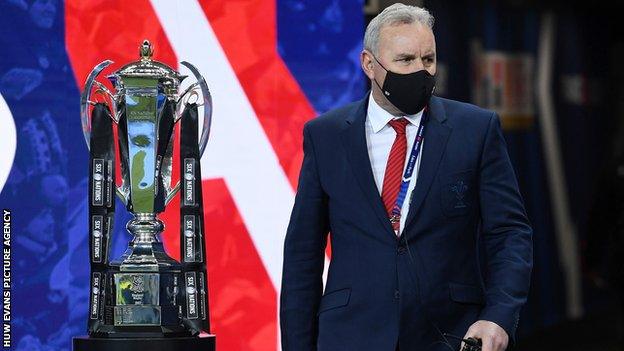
[381,118,409,232]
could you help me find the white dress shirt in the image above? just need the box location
[365,93,425,235]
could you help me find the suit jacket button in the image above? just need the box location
[397,245,407,254]
[394,290,400,299]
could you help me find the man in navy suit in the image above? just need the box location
[280,4,532,351]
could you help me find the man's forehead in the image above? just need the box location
[378,22,435,52]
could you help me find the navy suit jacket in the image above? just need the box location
[280,95,533,351]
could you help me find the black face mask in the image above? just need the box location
[373,56,436,115]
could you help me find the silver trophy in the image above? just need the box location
[73,40,215,351]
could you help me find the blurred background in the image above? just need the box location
[0,0,622,350]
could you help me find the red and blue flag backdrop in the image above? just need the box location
[0,1,364,350]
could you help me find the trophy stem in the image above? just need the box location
[127,213,162,244]
[113,213,178,271]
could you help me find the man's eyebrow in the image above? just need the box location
[394,53,417,60]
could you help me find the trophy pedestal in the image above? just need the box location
[73,335,216,351]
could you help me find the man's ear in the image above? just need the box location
[360,50,375,80]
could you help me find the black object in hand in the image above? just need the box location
[441,333,482,351]
[462,337,482,351]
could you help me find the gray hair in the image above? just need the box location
[364,3,434,55]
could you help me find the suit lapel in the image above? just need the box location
[404,96,452,231]
[341,97,395,237]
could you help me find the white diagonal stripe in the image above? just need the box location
[151,0,294,292]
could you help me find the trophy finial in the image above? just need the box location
[140,39,153,61]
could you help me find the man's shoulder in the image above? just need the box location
[434,96,495,129]
[303,96,497,133]
[304,100,363,133]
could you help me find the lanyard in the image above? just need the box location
[389,109,428,232]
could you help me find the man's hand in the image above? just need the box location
[462,320,508,351]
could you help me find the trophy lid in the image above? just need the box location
[107,40,185,91]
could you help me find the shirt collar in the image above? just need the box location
[366,92,424,133]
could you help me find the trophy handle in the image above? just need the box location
[179,61,213,157]
[81,60,130,206]
[164,182,180,206]
[80,60,114,150]
[163,61,213,206]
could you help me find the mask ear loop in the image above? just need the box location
[373,78,387,96]
[372,54,390,71]
[371,54,391,96]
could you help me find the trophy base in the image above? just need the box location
[73,335,215,351]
